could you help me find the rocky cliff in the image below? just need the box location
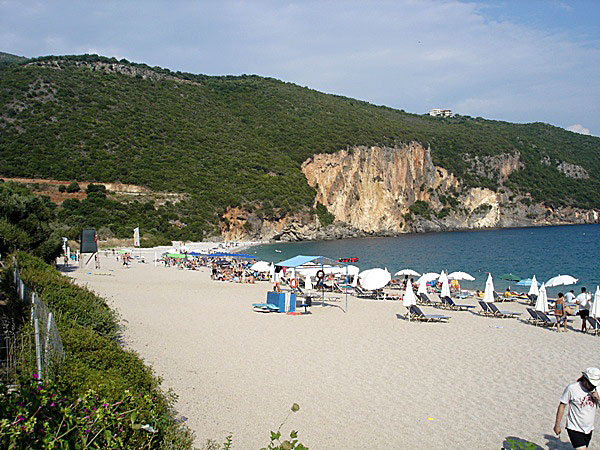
[223,142,599,241]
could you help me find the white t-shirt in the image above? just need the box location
[560,381,598,434]
[565,292,576,303]
[576,293,590,310]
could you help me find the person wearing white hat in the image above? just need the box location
[554,367,600,449]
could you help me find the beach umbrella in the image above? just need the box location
[403,283,417,308]
[546,274,579,288]
[417,276,428,295]
[250,261,271,272]
[305,276,313,290]
[358,268,391,291]
[483,273,495,303]
[500,273,521,282]
[440,276,451,298]
[269,263,275,280]
[528,275,540,296]
[418,272,439,283]
[535,283,549,313]
[346,265,360,277]
[394,269,420,277]
[438,271,448,284]
[448,271,475,281]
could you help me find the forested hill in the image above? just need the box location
[1,54,599,241]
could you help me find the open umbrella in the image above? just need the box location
[418,272,439,283]
[528,275,540,297]
[394,269,420,277]
[250,261,271,272]
[359,268,391,291]
[500,273,521,281]
[546,274,578,288]
[534,283,549,313]
[483,273,495,303]
[448,271,475,281]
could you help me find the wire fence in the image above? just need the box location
[0,256,65,383]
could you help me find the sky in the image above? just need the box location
[1,0,600,136]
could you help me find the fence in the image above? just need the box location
[3,256,65,382]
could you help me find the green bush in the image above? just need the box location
[65,182,80,193]
[409,200,433,220]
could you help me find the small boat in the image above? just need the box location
[275,249,282,253]
[337,257,359,263]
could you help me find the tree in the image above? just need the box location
[66,182,81,193]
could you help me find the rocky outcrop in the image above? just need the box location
[218,143,599,241]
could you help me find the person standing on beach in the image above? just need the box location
[555,292,567,333]
[576,288,590,332]
[554,367,600,449]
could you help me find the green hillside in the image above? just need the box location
[0,51,28,65]
[1,54,599,240]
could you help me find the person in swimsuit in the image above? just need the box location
[555,292,567,333]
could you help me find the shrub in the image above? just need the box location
[58,185,66,193]
[408,200,432,220]
[65,182,80,193]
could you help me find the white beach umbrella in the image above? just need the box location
[590,286,600,319]
[358,268,392,291]
[250,260,271,272]
[528,275,540,296]
[441,277,451,298]
[448,271,475,281]
[438,271,448,284]
[305,276,313,290]
[403,283,417,308]
[346,265,360,277]
[268,263,275,280]
[418,272,440,283]
[483,273,495,303]
[394,269,420,277]
[417,276,428,295]
[546,274,578,288]
[535,283,549,313]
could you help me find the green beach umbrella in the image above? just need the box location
[166,253,186,258]
[500,273,521,282]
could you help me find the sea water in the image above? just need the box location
[249,224,600,294]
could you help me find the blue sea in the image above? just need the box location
[248,224,600,295]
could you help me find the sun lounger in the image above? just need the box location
[442,296,475,311]
[487,302,520,318]
[526,308,543,325]
[478,301,494,316]
[252,303,279,312]
[418,292,432,305]
[408,305,450,322]
[586,317,600,335]
[536,311,558,328]
[527,294,537,305]
[426,292,443,307]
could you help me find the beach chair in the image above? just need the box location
[418,292,432,305]
[527,294,537,305]
[409,305,451,322]
[585,317,600,335]
[443,296,475,311]
[526,308,543,325]
[487,302,521,318]
[252,303,279,313]
[536,311,558,328]
[427,292,443,307]
[478,301,494,316]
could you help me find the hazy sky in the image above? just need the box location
[2,0,599,136]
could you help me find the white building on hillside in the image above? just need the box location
[429,108,453,117]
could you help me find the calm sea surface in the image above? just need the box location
[248,224,600,294]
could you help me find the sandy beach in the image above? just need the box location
[68,252,599,449]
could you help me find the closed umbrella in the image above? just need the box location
[528,275,540,297]
[535,283,549,313]
[448,271,475,281]
[417,277,428,295]
[250,261,271,272]
[590,286,600,319]
[483,273,495,303]
[395,269,420,277]
[359,268,391,291]
[403,283,417,321]
[438,271,448,285]
[441,277,451,298]
[546,274,578,287]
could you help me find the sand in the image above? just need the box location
[68,252,599,449]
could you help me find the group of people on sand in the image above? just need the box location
[554,287,593,333]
